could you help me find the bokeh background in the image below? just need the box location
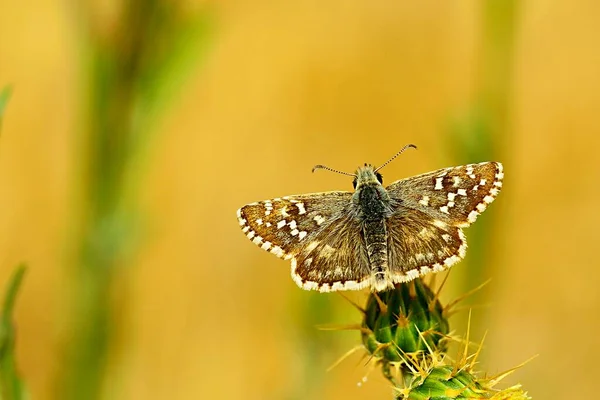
[0,1,599,399]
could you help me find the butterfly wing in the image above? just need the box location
[237,192,371,292]
[384,162,503,280]
[386,162,503,227]
[386,209,467,281]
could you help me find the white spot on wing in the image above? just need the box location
[444,255,460,266]
[296,202,307,215]
[313,215,326,225]
[405,269,420,280]
[433,220,447,229]
[468,210,479,223]
[435,177,444,190]
[270,246,284,258]
[318,283,331,292]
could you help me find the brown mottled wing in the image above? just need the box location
[237,192,371,292]
[386,208,467,281]
[384,161,503,280]
[291,213,371,292]
[385,162,504,227]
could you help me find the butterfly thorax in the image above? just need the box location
[352,165,392,221]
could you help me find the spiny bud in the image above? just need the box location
[361,279,449,372]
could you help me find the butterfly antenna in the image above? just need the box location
[375,143,417,172]
[312,164,357,177]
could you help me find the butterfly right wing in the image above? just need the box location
[383,161,503,281]
[237,192,372,292]
[385,162,503,227]
[386,208,467,282]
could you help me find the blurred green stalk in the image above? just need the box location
[57,2,212,399]
[449,1,520,299]
[286,292,338,400]
[0,86,12,126]
[0,265,27,400]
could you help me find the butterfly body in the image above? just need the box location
[351,165,394,290]
[237,159,503,292]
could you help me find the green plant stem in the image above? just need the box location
[57,2,212,399]
[448,0,520,304]
[0,86,12,125]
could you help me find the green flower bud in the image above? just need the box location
[361,279,449,370]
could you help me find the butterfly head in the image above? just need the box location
[312,144,416,192]
[353,164,383,189]
[352,164,390,217]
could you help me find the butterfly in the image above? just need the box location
[237,144,503,292]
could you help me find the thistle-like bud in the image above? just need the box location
[361,279,449,376]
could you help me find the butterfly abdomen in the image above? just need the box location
[363,219,391,291]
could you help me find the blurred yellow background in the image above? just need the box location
[1,1,599,399]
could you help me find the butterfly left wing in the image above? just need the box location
[292,212,372,292]
[237,192,372,292]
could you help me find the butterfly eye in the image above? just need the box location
[352,177,358,189]
[376,172,383,184]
